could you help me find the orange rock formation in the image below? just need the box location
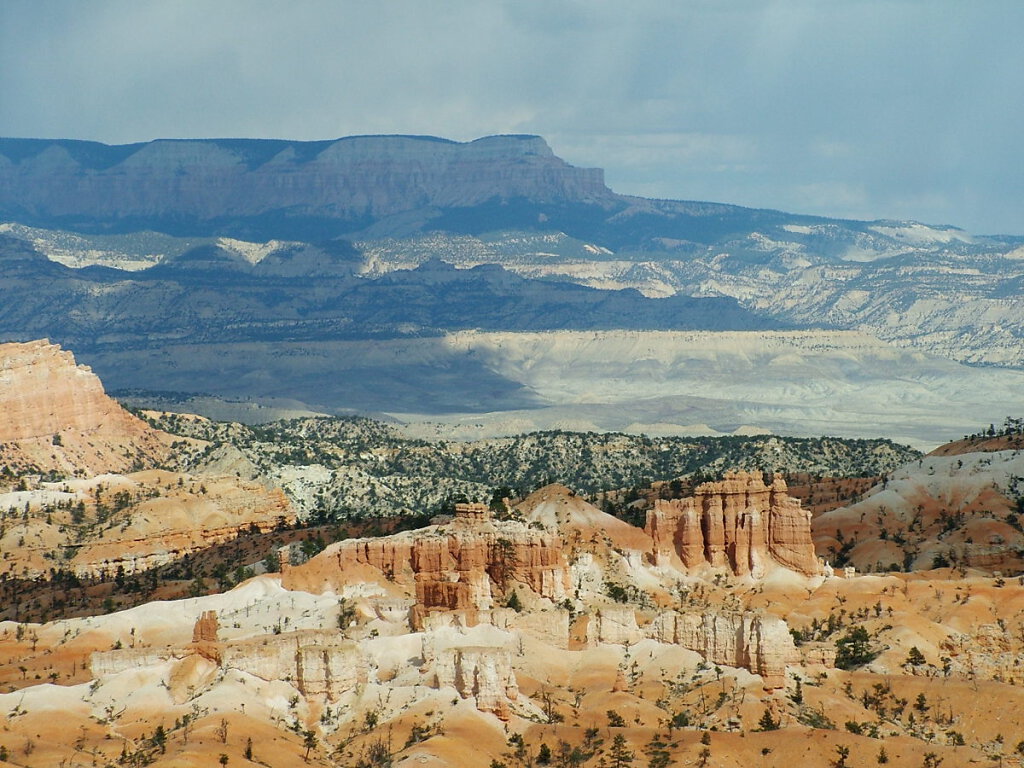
[283,515,571,629]
[0,339,175,474]
[646,471,818,576]
[190,610,221,662]
[191,610,220,644]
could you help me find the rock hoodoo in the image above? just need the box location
[282,512,572,629]
[191,610,219,644]
[646,471,819,577]
[190,610,220,663]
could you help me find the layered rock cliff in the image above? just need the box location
[0,135,611,236]
[0,339,175,474]
[649,611,799,689]
[424,630,520,720]
[281,504,571,627]
[646,471,819,577]
[93,622,368,701]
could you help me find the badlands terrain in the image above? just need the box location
[3,135,1024,448]
[1,340,1024,767]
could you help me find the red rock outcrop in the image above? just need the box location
[283,515,571,629]
[192,610,219,643]
[648,610,799,689]
[646,471,818,577]
[190,610,221,663]
[0,339,176,474]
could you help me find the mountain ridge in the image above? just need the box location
[0,134,613,239]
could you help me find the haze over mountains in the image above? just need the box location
[0,135,612,239]
[2,134,1023,447]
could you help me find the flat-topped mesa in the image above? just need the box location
[646,471,819,577]
[0,135,613,236]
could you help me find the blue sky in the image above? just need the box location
[2,0,1022,234]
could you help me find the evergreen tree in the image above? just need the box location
[757,707,780,731]
[609,734,634,768]
[835,626,878,669]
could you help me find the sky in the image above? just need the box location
[2,0,1022,234]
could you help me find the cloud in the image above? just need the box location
[1,0,1023,233]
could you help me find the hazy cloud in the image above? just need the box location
[1,0,1022,232]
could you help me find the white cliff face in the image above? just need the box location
[650,611,798,689]
[590,606,643,646]
[424,625,520,720]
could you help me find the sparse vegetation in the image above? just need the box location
[138,412,919,522]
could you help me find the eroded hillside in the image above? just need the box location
[2,481,1023,767]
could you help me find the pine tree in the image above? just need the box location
[608,734,634,768]
[537,743,552,765]
[757,707,780,731]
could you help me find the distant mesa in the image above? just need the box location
[0,134,613,238]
